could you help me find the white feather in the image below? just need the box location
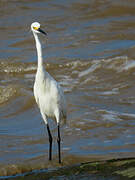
[31,22,66,125]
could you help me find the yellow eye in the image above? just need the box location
[33,27,39,30]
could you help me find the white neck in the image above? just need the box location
[33,32,44,69]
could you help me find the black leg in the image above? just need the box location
[46,124,53,161]
[57,123,61,163]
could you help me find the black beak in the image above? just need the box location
[38,28,47,35]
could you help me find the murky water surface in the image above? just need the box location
[1,0,135,177]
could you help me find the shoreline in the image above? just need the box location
[2,157,135,180]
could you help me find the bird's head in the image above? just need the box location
[31,22,47,35]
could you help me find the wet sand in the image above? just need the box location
[3,157,135,180]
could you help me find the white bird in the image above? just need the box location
[31,22,66,163]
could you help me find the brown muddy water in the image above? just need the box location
[1,0,135,178]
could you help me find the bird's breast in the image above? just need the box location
[34,71,66,120]
[34,81,58,117]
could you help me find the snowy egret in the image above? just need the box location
[31,22,66,163]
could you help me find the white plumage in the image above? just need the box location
[31,22,66,163]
